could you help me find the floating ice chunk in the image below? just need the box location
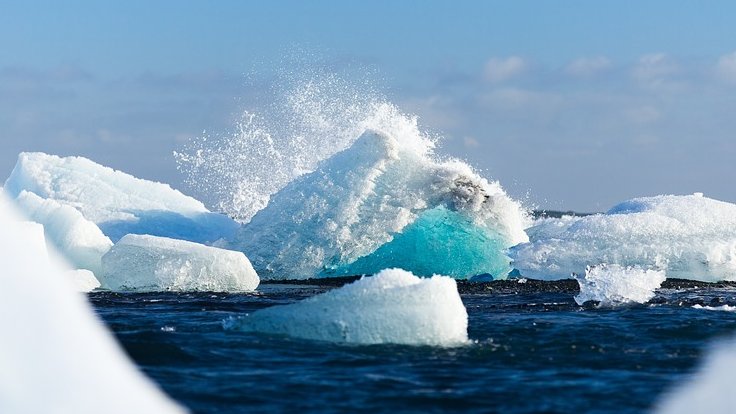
[574,264,665,306]
[101,234,259,292]
[4,152,238,244]
[228,268,468,346]
[232,130,529,279]
[0,197,183,413]
[656,338,736,414]
[510,194,736,281]
[14,190,112,274]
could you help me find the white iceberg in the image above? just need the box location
[231,129,529,280]
[574,264,665,306]
[14,190,112,274]
[4,152,238,244]
[510,194,736,281]
[656,338,736,414]
[227,268,469,346]
[0,197,183,413]
[101,234,259,292]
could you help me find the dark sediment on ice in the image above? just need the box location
[262,277,736,294]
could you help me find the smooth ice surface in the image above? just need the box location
[14,190,112,274]
[232,129,529,280]
[229,268,469,346]
[656,338,736,414]
[0,198,183,414]
[574,264,665,306]
[4,152,238,244]
[510,194,736,281]
[101,234,259,292]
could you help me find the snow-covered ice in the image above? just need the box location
[574,264,665,306]
[227,268,469,346]
[4,152,239,244]
[0,196,183,414]
[232,129,529,280]
[101,234,259,292]
[510,194,736,281]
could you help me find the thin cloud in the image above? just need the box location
[483,56,526,83]
[631,53,679,88]
[715,51,736,84]
[565,56,612,77]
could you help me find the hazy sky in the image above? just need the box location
[2,1,735,211]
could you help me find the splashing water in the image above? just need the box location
[175,70,434,223]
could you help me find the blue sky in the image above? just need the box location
[2,1,735,211]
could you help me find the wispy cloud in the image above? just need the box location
[716,51,736,84]
[631,53,680,88]
[483,56,526,83]
[565,56,612,77]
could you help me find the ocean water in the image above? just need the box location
[89,282,736,414]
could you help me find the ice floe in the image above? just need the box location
[100,234,259,292]
[4,152,238,244]
[227,268,468,346]
[510,194,736,282]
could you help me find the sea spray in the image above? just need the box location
[175,68,413,223]
[230,129,529,279]
[176,69,529,279]
[574,264,666,306]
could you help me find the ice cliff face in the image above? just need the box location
[231,129,529,280]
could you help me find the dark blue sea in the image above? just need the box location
[89,282,736,414]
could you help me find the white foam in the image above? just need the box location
[14,190,112,274]
[691,304,736,312]
[101,234,259,292]
[574,264,665,306]
[0,197,182,413]
[232,129,529,280]
[228,268,468,346]
[510,194,736,281]
[4,152,238,244]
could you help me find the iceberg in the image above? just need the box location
[14,190,112,274]
[509,194,736,281]
[574,264,665,306]
[0,197,183,413]
[656,338,736,414]
[231,130,529,280]
[228,268,468,346]
[100,234,259,292]
[4,152,238,244]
